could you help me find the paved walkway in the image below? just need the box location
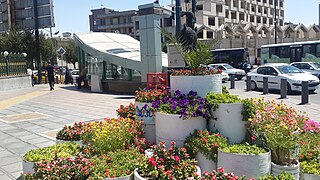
[0,84,133,180]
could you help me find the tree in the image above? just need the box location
[63,40,78,68]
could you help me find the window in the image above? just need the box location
[257,67,267,74]
[207,31,214,38]
[225,10,229,18]
[231,12,236,19]
[208,17,215,26]
[263,0,267,3]
[263,17,267,24]
[279,47,290,58]
[280,1,283,7]
[301,63,311,70]
[291,63,301,69]
[257,17,261,23]
[316,44,320,57]
[266,67,278,76]
[217,4,223,12]
[303,44,316,57]
[269,47,279,58]
[239,13,244,20]
[196,5,203,10]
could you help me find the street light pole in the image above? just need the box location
[274,0,277,44]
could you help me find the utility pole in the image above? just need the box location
[274,0,277,44]
[34,0,41,84]
[175,0,181,36]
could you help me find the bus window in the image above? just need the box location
[279,47,290,58]
[316,44,320,57]
[303,44,316,57]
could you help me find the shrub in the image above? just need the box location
[56,122,86,141]
[220,143,267,155]
[116,103,136,119]
[205,92,241,111]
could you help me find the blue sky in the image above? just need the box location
[51,0,319,35]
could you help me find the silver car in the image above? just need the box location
[290,62,320,79]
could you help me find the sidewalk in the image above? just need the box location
[0,84,134,180]
[228,85,320,123]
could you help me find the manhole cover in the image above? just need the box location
[0,112,50,123]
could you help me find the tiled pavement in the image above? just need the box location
[0,84,134,179]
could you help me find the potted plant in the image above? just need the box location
[117,103,136,120]
[22,142,80,175]
[56,122,86,146]
[257,172,294,180]
[135,87,168,144]
[205,92,245,143]
[170,42,222,97]
[81,118,143,153]
[184,129,228,172]
[134,141,201,180]
[23,156,92,179]
[217,143,271,179]
[248,99,306,179]
[152,90,210,147]
[200,167,248,180]
[89,148,144,180]
[299,119,320,180]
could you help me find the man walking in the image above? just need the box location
[45,62,55,91]
[77,65,88,89]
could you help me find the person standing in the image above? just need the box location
[27,67,34,87]
[45,62,55,91]
[77,65,88,89]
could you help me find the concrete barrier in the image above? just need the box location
[0,75,32,91]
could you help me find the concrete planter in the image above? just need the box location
[209,103,246,144]
[218,149,271,179]
[300,173,320,180]
[103,174,133,180]
[196,152,217,173]
[170,74,222,97]
[135,101,155,144]
[22,161,35,174]
[155,112,206,147]
[134,166,201,180]
[272,162,300,180]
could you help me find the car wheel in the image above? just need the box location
[287,83,292,94]
[250,81,257,90]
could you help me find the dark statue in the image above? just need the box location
[178,2,197,51]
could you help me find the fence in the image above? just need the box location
[0,57,27,77]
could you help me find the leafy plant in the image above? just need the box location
[24,156,92,180]
[222,85,229,94]
[248,99,306,165]
[299,131,320,162]
[81,118,143,154]
[151,90,211,120]
[205,92,241,111]
[171,67,221,76]
[116,103,136,119]
[137,141,199,180]
[184,129,228,162]
[56,122,86,141]
[135,86,168,103]
[23,142,80,162]
[220,143,267,155]
[201,167,248,180]
[258,172,294,180]
[300,160,320,175]
[89,148,144,179]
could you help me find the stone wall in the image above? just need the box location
[0,75,32,91]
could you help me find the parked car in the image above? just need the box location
[208,63,246,80]
[221,71,229,82]
[247,64,320,93]
[71,69,79,84]
[290,62,320,79]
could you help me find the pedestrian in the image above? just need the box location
[64,67,73,84]
[77,65,88,89]
[27,67,34,87]
[45,62,55,91]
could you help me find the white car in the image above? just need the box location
[247,64,320,93]
[71,69,79,83]
[208,63,246,80]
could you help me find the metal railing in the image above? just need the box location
[0,56,27,77]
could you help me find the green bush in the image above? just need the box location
[258,172,294,180]
[300,160,320,175]
[220,143,267,155]
[205,92,241,111]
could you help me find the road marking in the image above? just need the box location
[0,90,51,110]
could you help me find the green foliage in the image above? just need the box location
[205,92,241,111]
[183,42,213,70]
[241,98,262,121]
[299,132,320,162]
[258,172,294,180]
[220,143,267,155]
[184,129,229,162]
[222,85,229,94]
[63,40,78,68]
[300,160,320,175]
[23,142,80,162]
[89,148,144,179]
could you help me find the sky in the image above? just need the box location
[51,0,320,35]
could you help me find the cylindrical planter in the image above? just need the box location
[209,103,246,144]
[134,166,201,180]
[103,174,133,180]
[170,74,222,97]
[218,149,271,179]
[155,112,207,147]
[56,139,84,147]
[196,152,217,173]
[22,161,35,174]
[300,173,320,180]
[135,102,155,144]
[272,162,300,180]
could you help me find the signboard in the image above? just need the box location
[57,47,66,55]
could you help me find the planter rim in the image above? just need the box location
[135,101,153,104]
[102,173,133,179]
[271,161,300,168]
[218,149,270,157]
[170,74,221,77]
[134,166,201,179]
[155,111,204,120]
[215,102,243,105]
[56,138,82,141]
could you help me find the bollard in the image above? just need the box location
[246,76,251,91]
[280,79,287,99]
[230,74,235,89]
[263,77,268,94]
[301,81,309,105]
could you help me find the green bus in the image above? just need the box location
[261,40,320,64]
